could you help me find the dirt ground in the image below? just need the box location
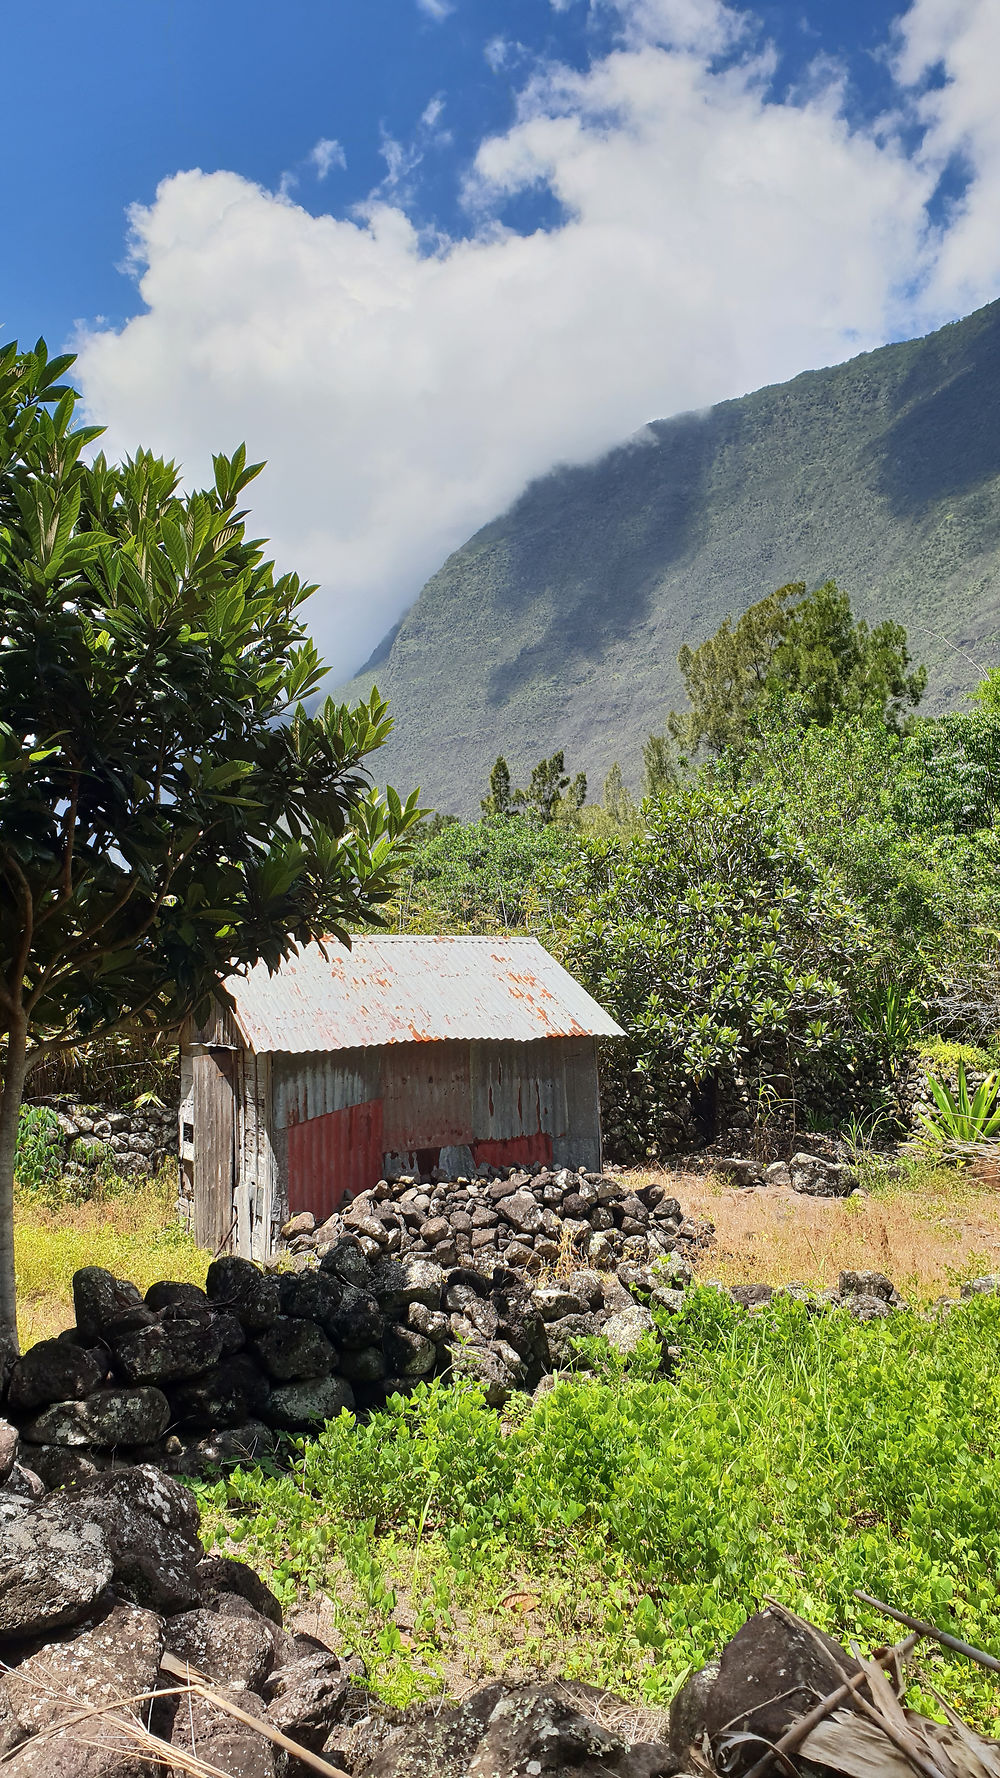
[642,1160,1000,1298]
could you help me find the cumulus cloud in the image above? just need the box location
[74,0,999,681]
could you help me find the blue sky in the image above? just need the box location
[3,0,996,677]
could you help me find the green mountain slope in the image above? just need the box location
[339,297,1000,814]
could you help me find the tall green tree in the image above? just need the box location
[481,755,515,818]
[0,342,421,1360]
[479,751,586,826]
[669,580,926,751]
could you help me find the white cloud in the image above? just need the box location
[894,0,1000,314]
[417,0,453,19]
[308,138,347,180]
[74,0,997,683]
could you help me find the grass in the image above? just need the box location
[661,1156,1000,1299]
[14,1167,209,1348]
[195,1290,1000,1727]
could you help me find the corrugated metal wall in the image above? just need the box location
[270,1037,601,1222]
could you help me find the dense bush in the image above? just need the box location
[553,782,873,1154]
[197,1290,1000,1720]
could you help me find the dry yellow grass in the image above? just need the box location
[633,1159,1000,1299]
[15,1174,210,1349]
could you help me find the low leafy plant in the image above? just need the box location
[14,1106,64,1192]
[916,1062,1000,1150]
[193,1289,1000,1723]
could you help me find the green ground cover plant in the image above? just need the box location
[195,1288,1000,1724]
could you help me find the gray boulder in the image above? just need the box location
[24,1447,105,1492]
[265,1375,355,1431]
[533,1285,586,1323]
[360,1680,672,1777]
[602,1304,657,1357]
[165,1605,274,1692]
[206,1256,281,1332]
[789,1153,855,1198]
[164,1419,276,1478]
[7,1342,104,1415]
[0,1495,113,1639]
[252,1317,336,1382]
[71,1267,143,1343]
[69,1465,203,1614]
[838,1270,895,1302]
[195,1555,284,1625]
[106,1314,226,1385]
[21,1386,170,1449]
[544,1312,599,1369]
[0,1421,18,1486]
[144,1280,209,1313]
[325,1284,384,1350]
[265,1651,353,1752]
[382,1327,436,1379]
[337,1346,387,1384]
[170,1354,272,1429]
[2,1601,164,1737]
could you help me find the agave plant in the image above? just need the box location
[916,1061,1000,1150]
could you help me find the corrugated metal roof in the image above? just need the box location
[221,936,624,1054]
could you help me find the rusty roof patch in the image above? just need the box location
[221,935,624,1054]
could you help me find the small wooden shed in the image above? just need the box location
[179,935,623,1260]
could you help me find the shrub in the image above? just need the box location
[14,1106,64,1192]
[553,783,874,1155]
[916,1063,1000,1151]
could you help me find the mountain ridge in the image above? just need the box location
[338,297,1000,813]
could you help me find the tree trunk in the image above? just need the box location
[0,1012,28,1374]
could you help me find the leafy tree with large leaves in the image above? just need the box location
[0,342,421,1359]
[669,580,926,752]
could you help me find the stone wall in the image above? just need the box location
[27,1096,177,1180]
[1,1164,707,1481]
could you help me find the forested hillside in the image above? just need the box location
[340,297,1000,812]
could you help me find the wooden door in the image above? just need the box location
[193,1049,237,1255]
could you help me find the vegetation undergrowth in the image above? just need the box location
[14,1164,208,1348]
[195,1288,1000,1725]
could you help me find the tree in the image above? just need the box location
[669,581,925,751]
[479,751,586,826]
[481,756,515,818]
[642,733,681,799]
[557,782,873,1158]
[0,342,421,1360]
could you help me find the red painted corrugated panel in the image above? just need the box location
[287,1098,384,1222]
[472,1133,553,1168]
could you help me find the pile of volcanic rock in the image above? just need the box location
[0,1227,694,1483]
[0,1456,374,1776]
[279,1163,707,1274]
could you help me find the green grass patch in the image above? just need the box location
[15,1167,209,1347]
[195,1289,1000,1720]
